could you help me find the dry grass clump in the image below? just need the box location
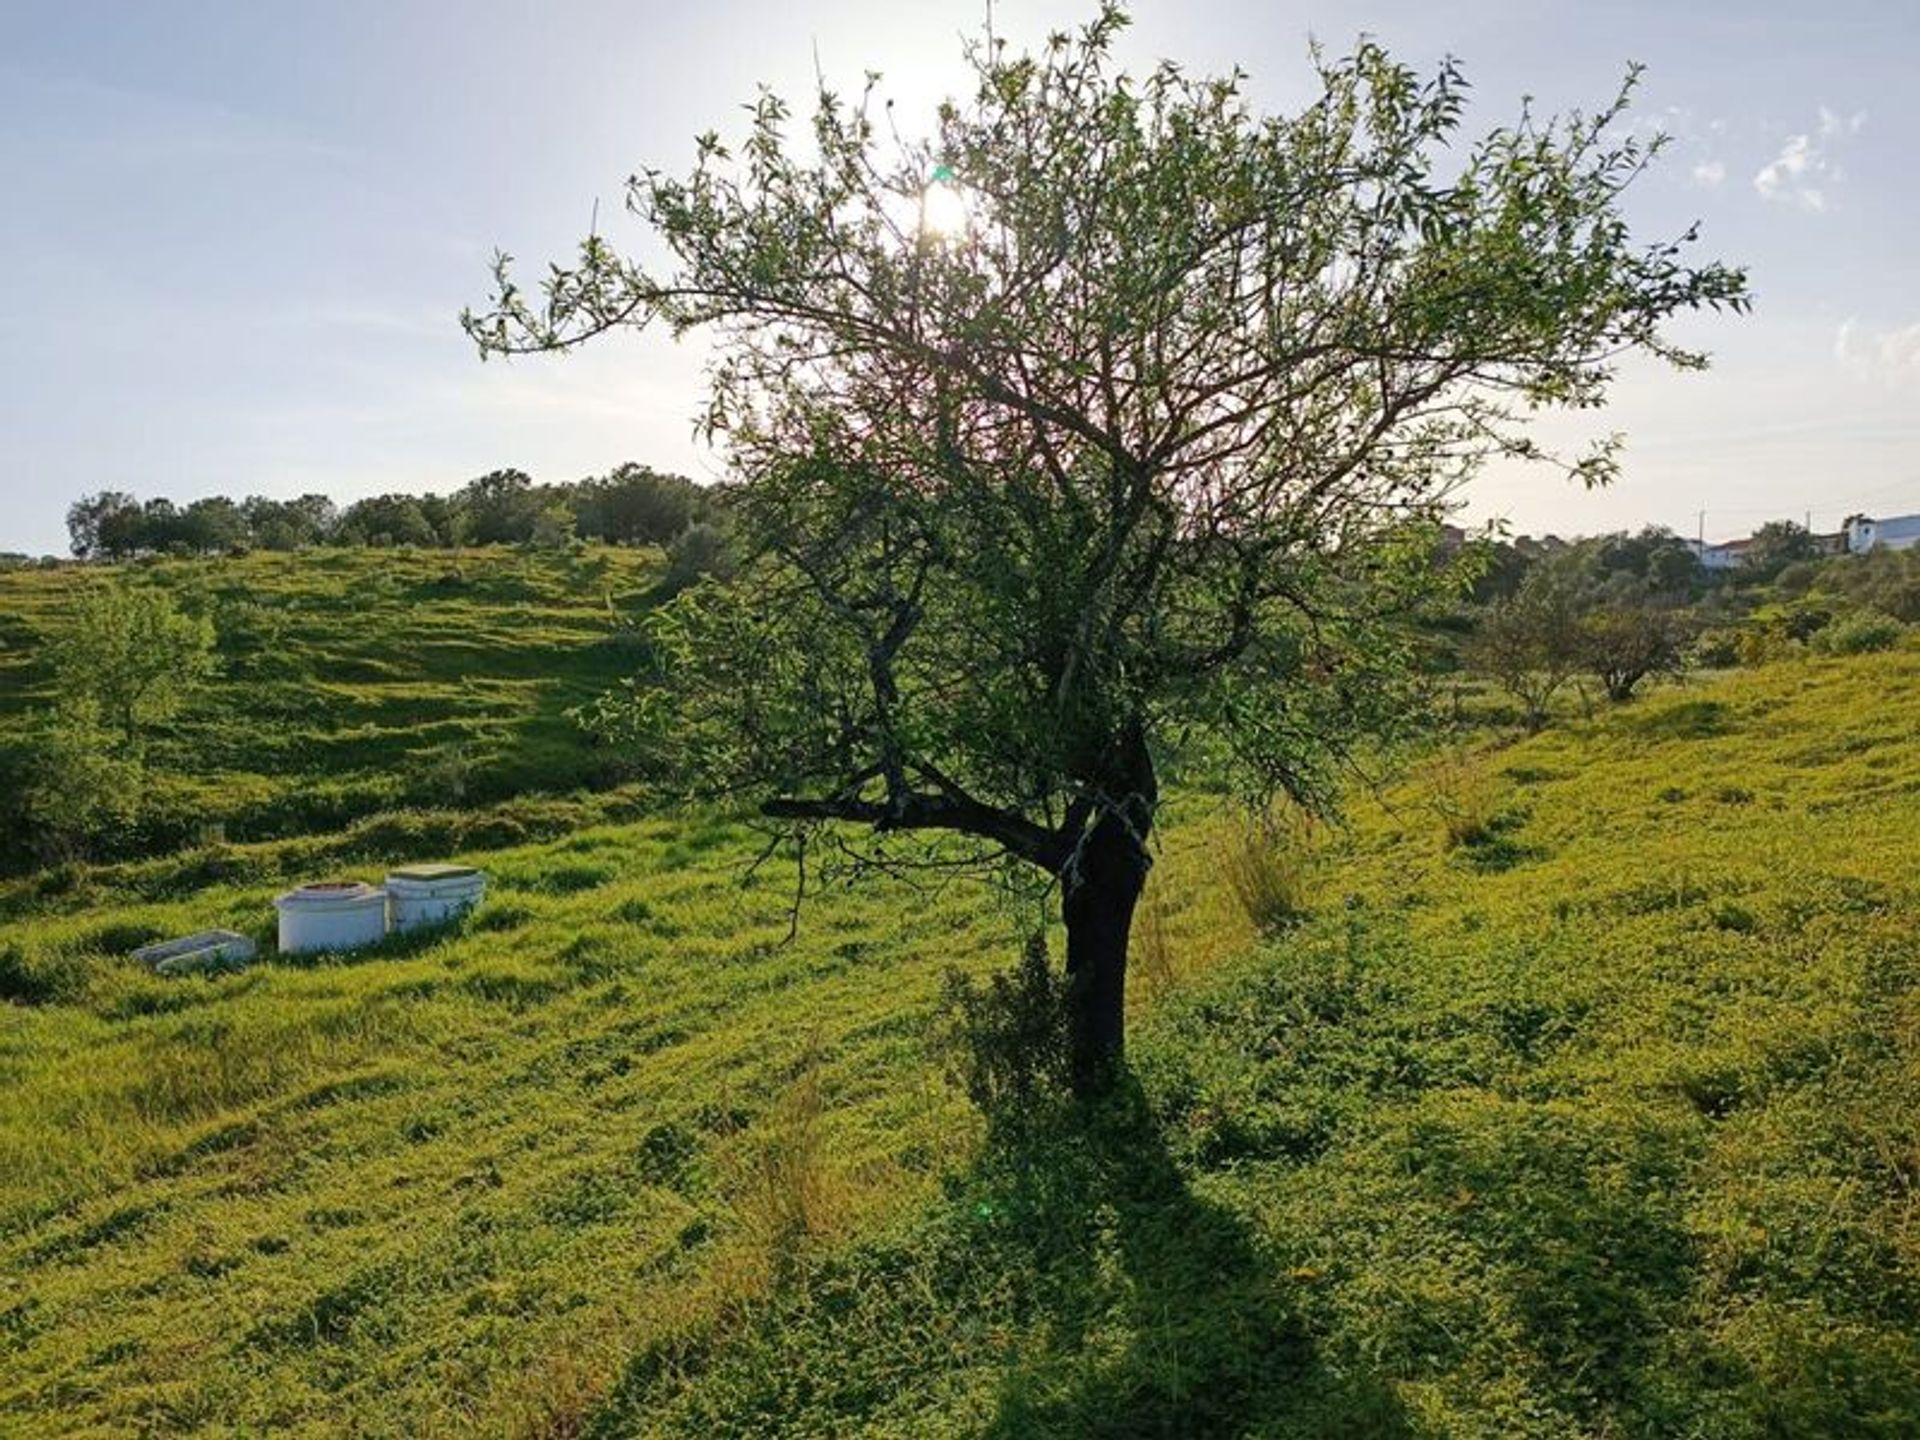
[1419,745,1501,849]
[1221,806,1316,933]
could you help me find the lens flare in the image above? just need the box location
[921,178,969,238]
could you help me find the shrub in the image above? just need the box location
[1811,611,1904,656]
[0,943,91,1006]
[1691,627,1743,669]
[18,705,145,861]
[1735,627,1800,667]
[938,934,1073,1133]
[659,522,737,597]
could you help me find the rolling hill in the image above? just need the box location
[1,549,1916,1436]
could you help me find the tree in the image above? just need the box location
[1644,536,1700,596]
[1579,603,1692,702]
[242,493,338,549]
[659,520,737,596]
[529,501,579,550]
[139,498,187,554]
[1468,567,1585,731]
[336,494,438,548]
[574,464,704,545]
[66,492,140,560]
[179,497,250,554]
[46,581,217,746]
[18,701,145,860]
[469,8,1746,1090]
[1744,519,1815,580]
[458,468,540,545]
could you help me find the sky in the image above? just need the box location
[2,0,1917,556]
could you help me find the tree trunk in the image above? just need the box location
[1060,728,1156,1097]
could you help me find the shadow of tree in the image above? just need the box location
[582,1071,1409,1438]
[968,1076,1412,1439]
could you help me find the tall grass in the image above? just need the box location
[1220,806,1314,932]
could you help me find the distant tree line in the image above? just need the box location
[1450,519,1916,730]
[65,464,722,559]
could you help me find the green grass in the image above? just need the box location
[1,553,1917,1436]
[548,648,1920,1438]
[0,546,663,867]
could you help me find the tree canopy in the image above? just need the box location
[467,5,1746,1088]
[46,581,216,746]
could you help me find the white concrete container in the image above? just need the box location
[384,864,486,933]
[131,929,257,976]
[275,881,389,955]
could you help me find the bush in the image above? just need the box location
[1690,627,1743,669]
[1811,610,1904,656]
[1735,628,1800,667]
[938,934,1073,1133]
[660,522,737,596]
[18,706,145,861]
[0,943,91,1006]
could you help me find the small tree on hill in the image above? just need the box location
[459,469,540,545]
[468,8,1745,1090]
[19,700,145,860]
[47,582,216,747]
[530,502,579,550]
[1579,602,1691,702]
[1469,571,1585,731]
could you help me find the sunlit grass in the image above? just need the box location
[1,553,1916,1435]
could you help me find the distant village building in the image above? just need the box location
[1845,513,1920,555]
[1687,515,1912,570]
[1690,536,1752,571]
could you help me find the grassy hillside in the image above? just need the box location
[1,562,1917,1434]
[0,547,661,868]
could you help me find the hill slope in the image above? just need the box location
[0,547,661,869]
[1,625,1917,1435]
[579,646,1920,1438]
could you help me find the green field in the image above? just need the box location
[2,550,1917,1436]
[0,547,661,873]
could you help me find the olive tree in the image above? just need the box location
[466,7,1745,1091]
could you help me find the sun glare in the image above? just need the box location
[920,167,969,238]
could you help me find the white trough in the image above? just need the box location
[385,864,485,933]
[275,881,389,955]
[131,929,257,977]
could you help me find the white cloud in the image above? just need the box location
[1756,134,1826,210]
[1835,318,1920,384]
[1756,107,1866,211]
[1691,158,1726,188]
[1817,106,1868,138]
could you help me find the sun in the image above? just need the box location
[920,165,969,238]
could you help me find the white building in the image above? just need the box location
[1845,513,1920,555]
[1690,537,1753,571]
